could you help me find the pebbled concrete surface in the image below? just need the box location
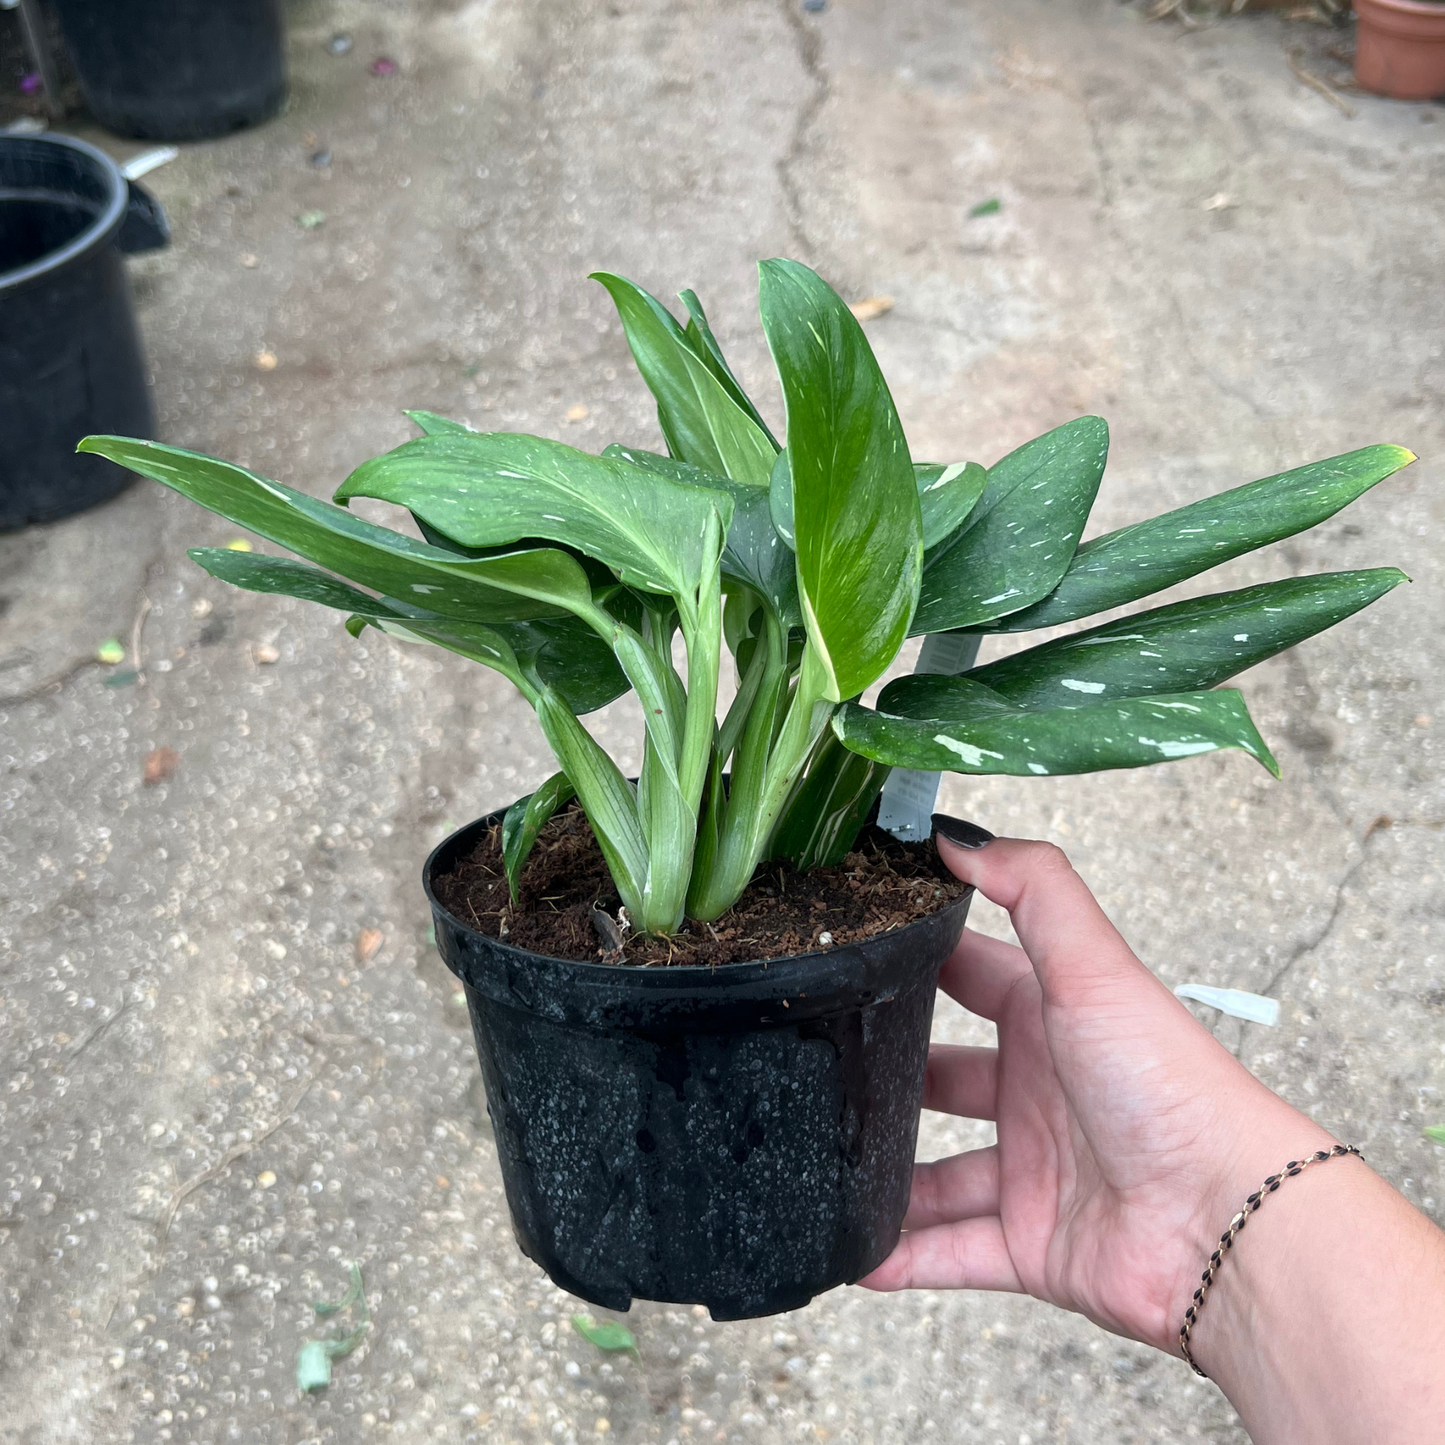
[1,1,1442,1441]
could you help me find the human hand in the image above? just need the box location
[859,822,1336,1354]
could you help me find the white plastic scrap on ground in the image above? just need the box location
[1174,984,1280,1027]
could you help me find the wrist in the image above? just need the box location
[1170,1092,1337,1353]
[1184,1147,1445,1444]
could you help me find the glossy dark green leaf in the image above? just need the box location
[336,431,731,603]
[837,678,1279,778]
[958,569,1408,709]
[912,416,1108,634]
[535,687,647,917]
[190,548,402,614]
[759,258,923,701]
[191,549,631,715]
[501,773,576,903]
[915,461,987,552]
[81,437,576,625]
[591,272,776,485]
[678,288,780,447]
[770,730,889,869]
[985,444,1416,633]
[405,409,477,436]
[604,444,799,627]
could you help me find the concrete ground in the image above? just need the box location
[2,0,1443,1440]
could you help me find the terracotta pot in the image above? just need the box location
[1354,0,1445,101]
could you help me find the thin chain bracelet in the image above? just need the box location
[1179,1144,1362,1378]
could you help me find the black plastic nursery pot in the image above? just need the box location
[426,811,974,1320]
[0,134,168,532]
[49,0,287,142]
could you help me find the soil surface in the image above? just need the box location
[432,803,970,966]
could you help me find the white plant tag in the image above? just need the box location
[877,631,981,840]
[1174,984,1280,1027]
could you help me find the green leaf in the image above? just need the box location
[80,437,577,625]
[770,729,890,869]
[605,445,799,627]
[501,773,577,903]
[915,461,987,552]
[769,448,794,548]
[96,637,126,664]
[591,272,776,485]
[1425,1126,1445,1146]
[405,409,477,436]
[336,431,732,605]
[190,549,632,715]
[678,288,780,447]
[759,258,923,701]
[985,444,1416,633]
[837,679,1279,778]
[957,569,1408,709]
[571,1315,639,1356]
[535,688,648,919]
[912,416,1108,633]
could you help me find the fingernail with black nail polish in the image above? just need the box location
[931,814,994,850]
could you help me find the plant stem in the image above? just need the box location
[686,640,833,921]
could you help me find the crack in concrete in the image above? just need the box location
[776,0,829,261]
[0,544,166,709]
[1232,815,1407,1062]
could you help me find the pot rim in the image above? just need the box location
[423,810,971,985]
[0,133,127,294]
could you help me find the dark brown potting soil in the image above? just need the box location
[432,803,970,967]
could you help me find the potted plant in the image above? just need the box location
[1353,0,1445,101]
[81,260,1411,1319]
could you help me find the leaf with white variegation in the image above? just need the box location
[604,444,799,627]
[678,288,780,447]
[189,549,631,715]
[915,461,987,552]
[502,773,577,903]
[591,272,776,485]
[836,677,1279,778]
[759,258,922,701]
[534,688,648,920]
[912,417,1108,634]
[984,444,1415,633]
[335,431,732,606]
[79,437,579,624]
[950,568,1409,709]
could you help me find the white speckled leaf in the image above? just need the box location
[984,444,1416,633]
[335,431,733,602]
[759,258,922,701]
[591,272,776,486]
[80,437,586,624]
[914,460,987,552]
[603,445,800,627]
[835,679,1279,778]
[962,568,1408,709]
[912,416,1108,634]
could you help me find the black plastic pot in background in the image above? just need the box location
[49,0,287,142]
[0,133,168,531]
[426,812,974,1320]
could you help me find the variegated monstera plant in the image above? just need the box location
[82,260,1410,937]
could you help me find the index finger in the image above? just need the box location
[934,833,1161,1010]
